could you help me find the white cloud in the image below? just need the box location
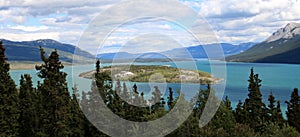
[1,32,60,41]
[9,25,49,32]
[196,0,300,43]
[1,0,300,54]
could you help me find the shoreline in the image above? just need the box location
[79,65,222,84]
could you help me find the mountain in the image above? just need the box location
[162,43,255,59]
[97,52,138,60]
[226,23,300,64]
[97,43,255,60]
[0,39,94,63]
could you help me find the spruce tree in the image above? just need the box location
[267,92,284,125]
[69,85,85,137]
[275,101,285,126]
[95,59,112,105]
[151,86,163,111]
[245,67,266,131]
[234,100,244,123]
[35,47,72,136]
[224,96,232,110]
[19,74,38,137]
[167,87,174,109]
[286,88,300,131]
[0,40,19,136]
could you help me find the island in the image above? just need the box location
[79,65,221,84]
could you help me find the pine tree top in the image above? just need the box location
[0,40,8,63]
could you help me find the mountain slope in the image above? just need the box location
[1,39,94,63]
[96,43,255,60]
[226,23,300,63]
[162,42,255,59]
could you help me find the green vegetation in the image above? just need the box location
[0,41,20,136]
[0,40,300,136]
[226,34,300,64]
[80,65,217,84]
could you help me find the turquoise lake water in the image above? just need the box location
[9,60,300,114]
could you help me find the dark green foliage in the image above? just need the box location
[286,88,300,131]
[275,101,285,125]
[245,68,267,131]
[69,85,85,137]
[80,90,107,137]
[234,100,245,123]
[262,123,300,137]
[224,96,232,110]
[19,74,38,137]
[267,92,284,125]
[133,83,138,94]
[150,86,164,112]
[167,87,174,109]
[35,47,72,136]
[231,123,261,137]
[268,92,276,111]
[0,41,19,136]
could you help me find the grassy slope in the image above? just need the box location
[226,36,300,63]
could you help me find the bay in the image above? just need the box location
[9,60,300,115]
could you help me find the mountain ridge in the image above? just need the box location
[0,39,95,63]
[226,22,300,64]
[97,42,256,60]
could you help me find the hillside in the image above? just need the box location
[226,23,300,64]
[0,39,94,63]
[97,43,255,61]
[162,42,255,59]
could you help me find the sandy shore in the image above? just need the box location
[8,61,74,70]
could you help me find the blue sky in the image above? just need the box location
[1,0,300,54]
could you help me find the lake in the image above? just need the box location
[9,60,300,115]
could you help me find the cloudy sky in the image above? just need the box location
[1,0,300,54]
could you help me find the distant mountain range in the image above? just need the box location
[3,22,300,64]
[227,23,300,64]
[97,43,256,60]
[0,39,94,63]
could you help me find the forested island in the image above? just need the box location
[79,65,220,84]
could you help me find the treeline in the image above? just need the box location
[0,40,300,136]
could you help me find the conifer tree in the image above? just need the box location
[133,83,138,95]
[80,91,99,137]
[275,101,285,126]
[69,85,85,137]
[0,40,19,136]
[224,96,232,110]
[115,79,121,94]
[268,92,275,110]
[192,84,211,118]
[234,100,244,123]
[245,67,266,131]
[286,88,300,131]
[151,86,163,111]
[95,59,112,105]
[35,47,72,136]
[122,82,129,99]
[267,92,284,125]
[167,87,174,109]
[19,74,38,137]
